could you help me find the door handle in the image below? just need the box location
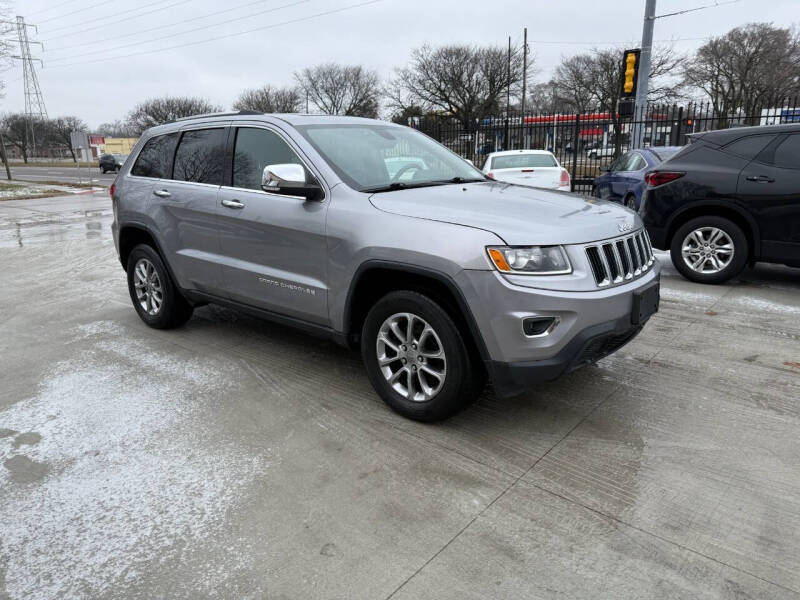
[221,199,245,209]
[745,175,774,183]
[152,189,171,198]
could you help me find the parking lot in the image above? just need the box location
[1,193,799,598]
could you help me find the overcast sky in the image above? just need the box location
[2,0,796,128]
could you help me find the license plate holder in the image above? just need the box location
[632,281,660,325]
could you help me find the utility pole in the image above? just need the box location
[10,16,48,157]
[504,36,511,150]
[521,27,528,149]
[633,0,655,148]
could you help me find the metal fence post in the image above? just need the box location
[673,106,684,146]
[570,114,580,192]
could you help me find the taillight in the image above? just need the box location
[645,171,684,187]
[109,183,115,198]
[487,172,495,180]
[559,168,570,187]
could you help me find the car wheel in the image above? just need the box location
[670,216,748,284]
[126,244,193,328]
[624,194,637,210]
[361,290,484,422]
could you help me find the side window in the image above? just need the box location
[722,134,776,160]
[772,134,800,169]
[233,128,304,191]
[627,154,646,171]
[131,133,178,178]
[608,156,625,172]
[173,128,227,185]
[615,152,635,171]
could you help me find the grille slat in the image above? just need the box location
[585,229,655,287]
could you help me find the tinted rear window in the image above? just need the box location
[131,133,178,178]
[773,134,800,169]
[492,154,557,169]
[722,134,776,160]
[173,128,227,185]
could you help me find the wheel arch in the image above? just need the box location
[343,261,491,368]
[665,201,760,262]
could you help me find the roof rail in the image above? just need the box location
[175,110,262,122]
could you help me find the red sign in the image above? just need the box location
[89,135,105,145]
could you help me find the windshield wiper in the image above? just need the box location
[362,181,449,193]
[439,177,489,184]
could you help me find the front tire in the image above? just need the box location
[361,291,484,422]
[624,194,637,211]
[670,216,748,284]
[126,244,193,328]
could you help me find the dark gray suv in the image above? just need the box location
[111,112,660,421]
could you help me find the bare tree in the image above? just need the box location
[552,45,683,115]
[683,23,800,124]
[295,63,380,117]
[96,119,138,138]
[126,96,223,135]
[43,116,88,162]
[233,85,302,113]
[1,113,38,162]
[388,43,528,128]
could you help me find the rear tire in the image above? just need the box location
[624,194,637,211]
[361,291,484,422]
[670,216,748,284]
[126,244,193,328]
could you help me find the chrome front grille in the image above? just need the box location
[585,229,655,287]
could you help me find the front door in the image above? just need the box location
[737,133,800,263]
[216,125,329,325]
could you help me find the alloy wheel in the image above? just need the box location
[376,312,447,402]
[681,227,735,274]
[133,258,164,315]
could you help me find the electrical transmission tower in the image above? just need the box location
[12,16,47,154]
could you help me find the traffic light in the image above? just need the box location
[620,49,641,99]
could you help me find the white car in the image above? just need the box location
[481,150,571,191]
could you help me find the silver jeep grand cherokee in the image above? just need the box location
[111,112,660,422]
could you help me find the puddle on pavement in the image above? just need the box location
[0,213,112,248]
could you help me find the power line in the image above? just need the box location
[26,0,85,18]
[46,0,310,62]
[655,0,740,19]
[46,0,386,69]
[37,0,111,25]
[44,0,283,53]
[40,0,191,40]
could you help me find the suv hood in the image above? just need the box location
[369,181,639,245]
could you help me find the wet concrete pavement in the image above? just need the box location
[1,194,799,599]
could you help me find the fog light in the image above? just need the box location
[522,317,558,337]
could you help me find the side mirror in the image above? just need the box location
[262,164,322,200]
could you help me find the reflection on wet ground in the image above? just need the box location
[0,195,112,248]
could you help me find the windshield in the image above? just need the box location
[491,153,557,169]
[296,124,485,192]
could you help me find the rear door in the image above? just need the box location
[737,133,800,263]
[147,124,229,295]
[611,152,647,201]
[216,124,329,325]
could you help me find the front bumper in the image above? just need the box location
[489,314,644,397]
[456,265,660,397]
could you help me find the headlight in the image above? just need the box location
[487,245,572,275]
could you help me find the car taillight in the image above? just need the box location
[109,183,115,198]
[645,171,684,187]
[559,168,570,187]
[487,172,495,179]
